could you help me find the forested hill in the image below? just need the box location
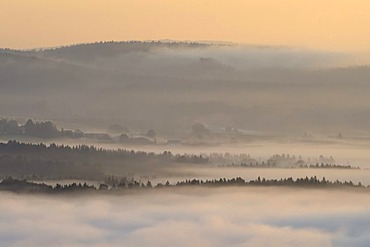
[2,41,370,135]
[0,141,357,180]
[0,141,208,180]
[1,40,213,55]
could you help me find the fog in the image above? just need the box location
[94,141,370,168]
[2,42,370,136]
[1,188,369,247]
[5,136,369,167]
[1,41,370,246]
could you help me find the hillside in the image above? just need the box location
[1,41,370,135]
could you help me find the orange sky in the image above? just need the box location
[1,0,370,50]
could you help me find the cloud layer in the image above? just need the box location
[1,187,369,246]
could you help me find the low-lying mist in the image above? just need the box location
[1,40,370,247]
[1,187,369,247]
[2,41,370,136]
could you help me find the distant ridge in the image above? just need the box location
[0,40,214,53]
[0,40,290,53]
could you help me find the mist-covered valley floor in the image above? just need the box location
[2,41,370,246]
[0,138,369,247]
[1,187,369,247]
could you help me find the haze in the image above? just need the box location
[1,1,370,246]
[1,43,370,136]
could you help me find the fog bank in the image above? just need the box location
[1,188,369,246]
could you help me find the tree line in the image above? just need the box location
[0,176,367,194]
[0,141,208,180]
[224,162,358,169]
[0,141,358,180]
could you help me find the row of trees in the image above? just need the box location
[1,140,208,162]
[0,141,209,180]
[0,119,60,138]
[0,118,158,142]
[151,176,364,188]
[0,176,367,194]
[208,152,342,168]
[0,141,357,181]
[223,162,358,169]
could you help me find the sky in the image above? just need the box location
[1,0,370,50]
